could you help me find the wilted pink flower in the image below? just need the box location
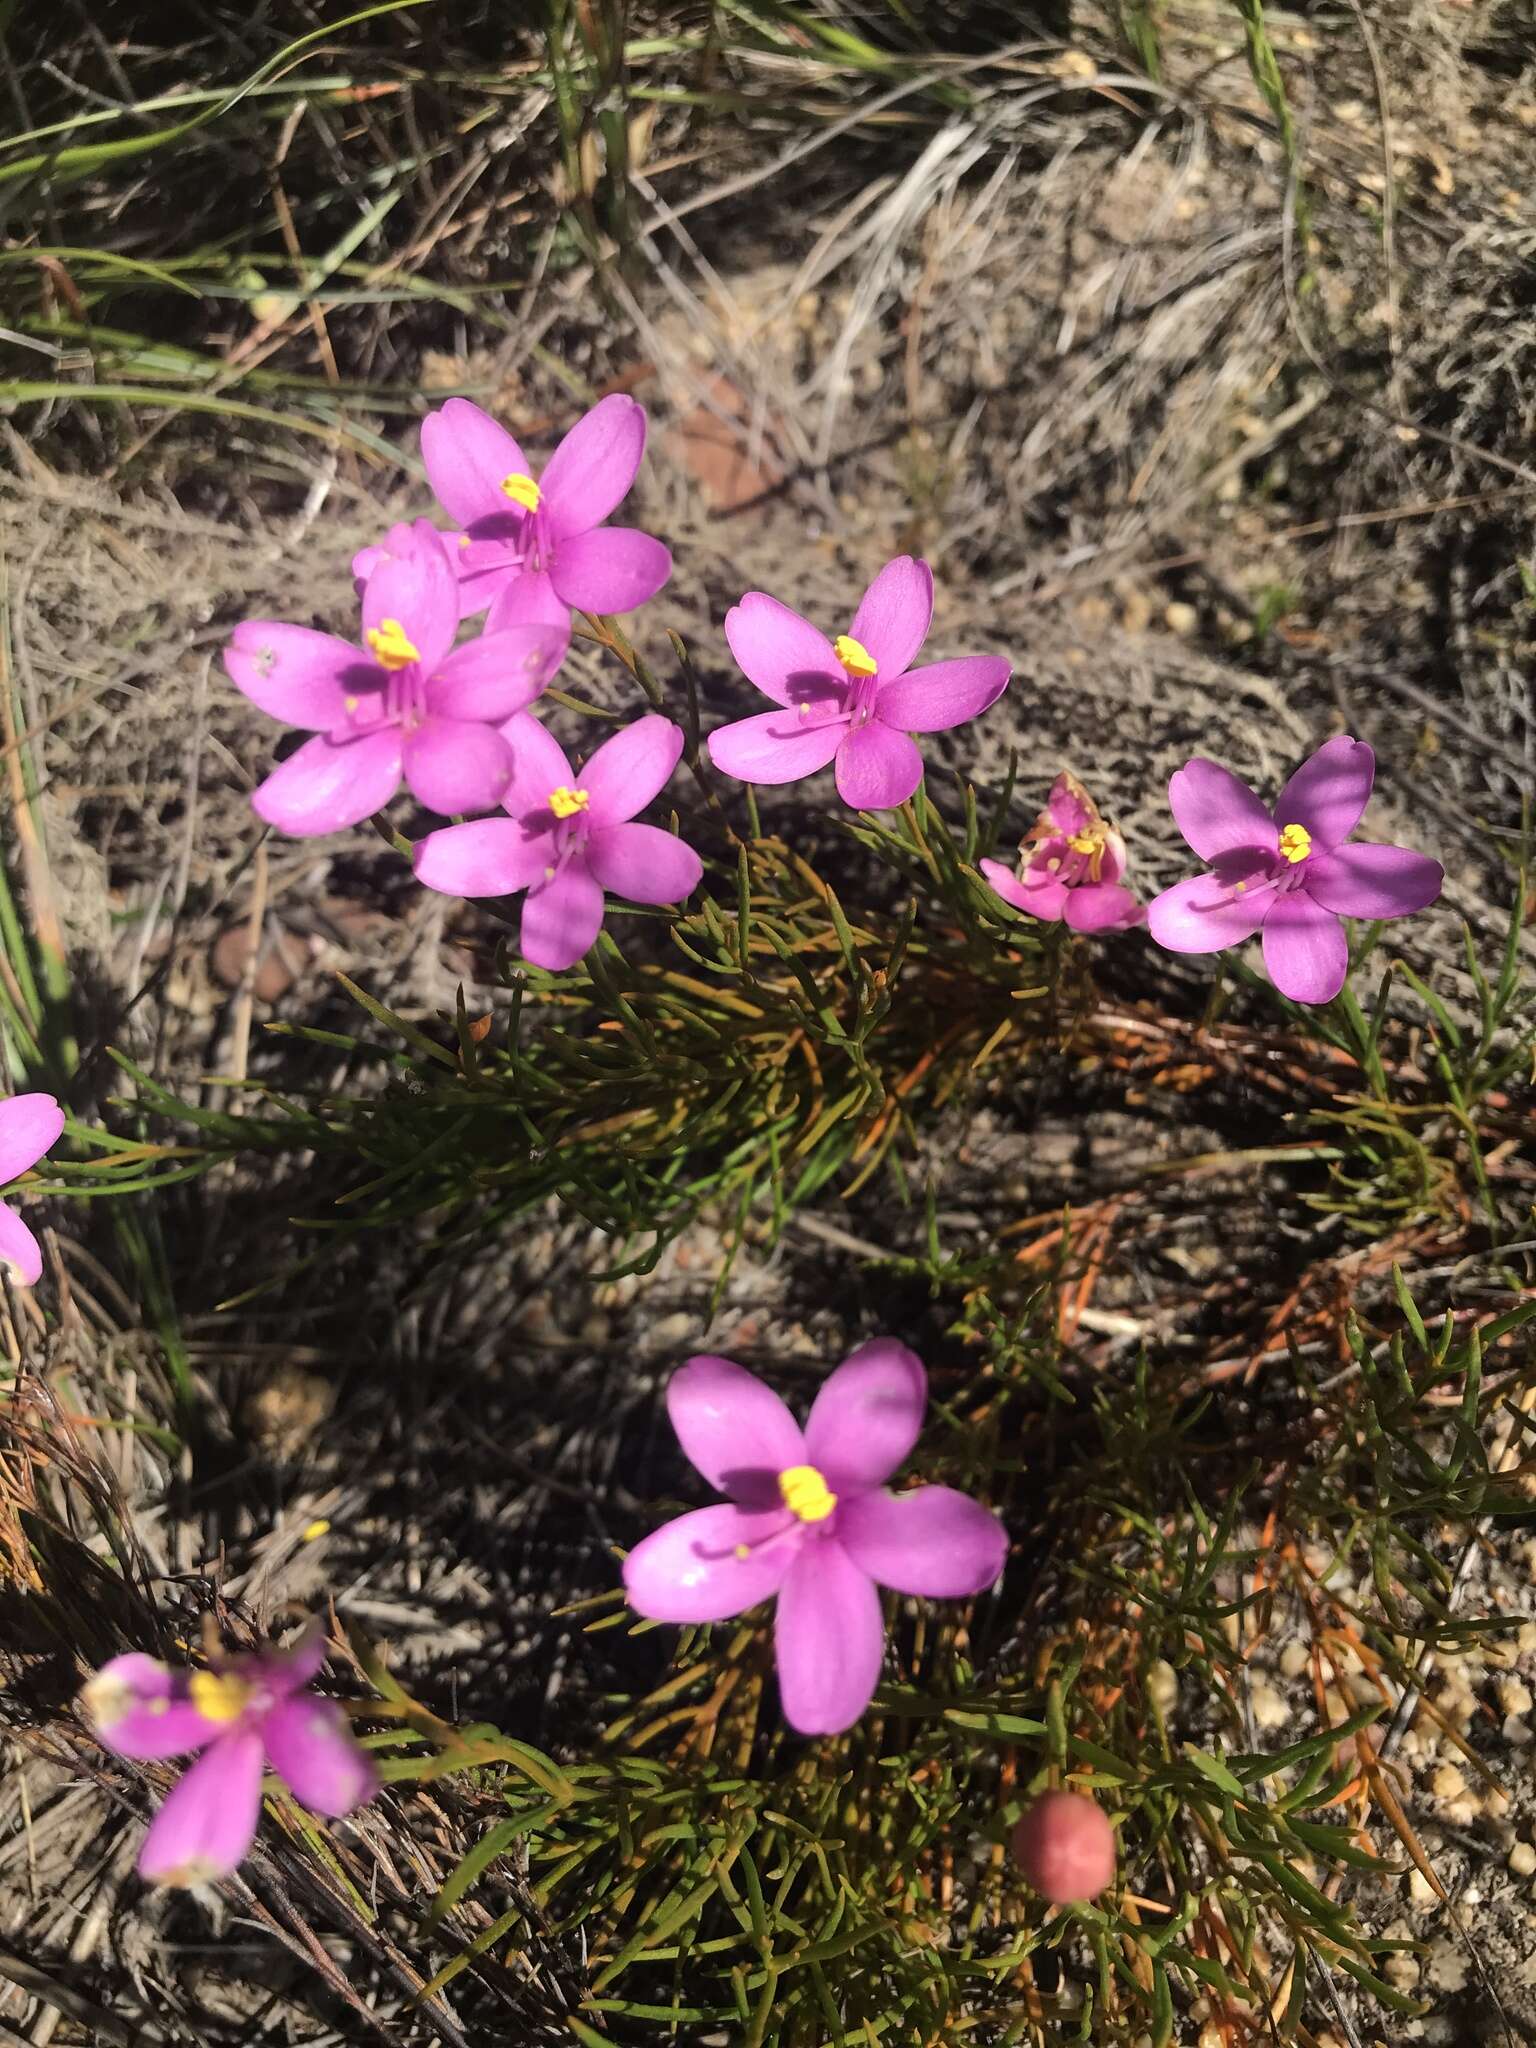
[420,395,672,630]
[623,1343,1007,1737]
[226,521,568,835]
[706,557,1011,811]
[1147,736,1443,1005]
[414,712,702,971]
[981,772,1142,932]
[80,1628,378,1887]
[0,1092,64,1285]
[1012,1790,1116,1904]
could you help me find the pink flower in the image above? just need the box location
[420,395,672,630]
[0,1092,64,1285]
[1012,1791,1116,1904]
[1147,735,1443,1005]
[981,772,1143,933]
[80,1628,378,1887]
[413,712,703,971]
[706,557,1011,811]
[623,1343,1008,1737]
[226,521,568,836]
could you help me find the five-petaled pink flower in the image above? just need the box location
[81,1627,378,1887]
[227,521,568,836]
[706,557,1011,812]
[623,1343,1008,1736]
[419,394,672,631]
[981,772,1143,933]
[413,712,703,971]
[0,1092,64,1285]
[1147,736,1443,1005]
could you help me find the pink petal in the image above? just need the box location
[454,542,518,622]
[981,860,1067,923]
[0,1093,64,1184]
[421,398,531,529]
[834,724,923,811]
[835,1486,1007,1597]
[1302,842,1443,920]
[1262,892,1348,1005]
[549,527,672,615]
[623,1503,797,1623]
[485,569,571,634]
[540,393,647,540]
[803,1339,927,1493]
[79,1653,222,1761]
[224,623,368,732]
[586,823,702,906]
[848,557,933,681]
[1146,870,1269,955]
[1047,775,1092,837]
[1168,759,1278,862]
[724,593,842,709]
[874,655,1010,733]
[707,708,846,786]
[1063,882,1144,933]
[253,730,404,838]
[774,1541,885,1736]
[352,518,444,590]
[0,1203,42,1286]
[666,1354,807,1504]
[1012,1791,1116,1904]
[500,711,577,818]
[137,1730,264,1886]
[521,859,605,970]
[428,624,570,723]
[360,522,458,677]
[252,1625,330,1695]
[1274,735,1373,851]
[413,817,555,898]
[579,713,684,824]
[261,1695,378,1819]
[402,717,514,817]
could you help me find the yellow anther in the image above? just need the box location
[548,785,590,820]
[778,1464,838,1523]
[834,633,878,678]
[734,1544,751,1561]
[500,471,542,513]
[1278,822,1312,865]
[189,1671,253,1724]
[1067,826,1107,880]
[302,1518,331,1542]
[344,695,359,713]
[364,618,420,671]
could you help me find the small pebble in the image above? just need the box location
[1424,1941,1468,1995]
[1509,1840,1536,1878]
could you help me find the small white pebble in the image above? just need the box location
[1279,1639,1310,1681]
[1430,1763,1466,1803]
[1249,1678,1290,1731]
[1510,1840,1536,1877]
[1145,1659,1178,1717]
[1385,1952,1421,1991]
[1424,1941,1468,1994]
[1504,1715,1532,1747]
[1499,1675,1533,1717]
[1408,1867,1438,1907]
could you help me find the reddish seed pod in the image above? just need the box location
[1011,1790,1116,1904]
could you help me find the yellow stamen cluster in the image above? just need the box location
[1278,822,1312,865]
[778,1464,838,1523]
[188,1670,254,1723]
[500,471,542,513]
[833,634,878,678]
[548,785,590,820]
[1067,826,1108,880]
[365,618,420,671]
